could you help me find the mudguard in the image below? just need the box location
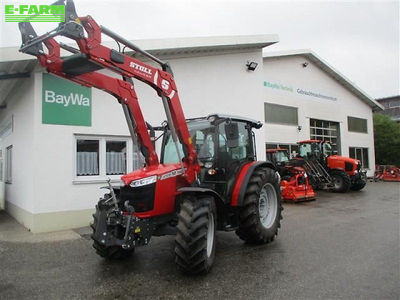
[177,187,226,227]
[177,187,225,209]
[231,161,277,207]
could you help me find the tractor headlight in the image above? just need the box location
[130,175,157,188]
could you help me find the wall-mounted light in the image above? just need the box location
[246,61,258,71]
[297,125,302,131]
[302,62,309,68]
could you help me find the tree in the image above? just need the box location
[373,114,400,166]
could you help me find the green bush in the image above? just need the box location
[373,114,400,166]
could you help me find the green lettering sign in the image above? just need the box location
[42,73,92,126]
[4,4,65,22]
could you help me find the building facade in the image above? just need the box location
[262,50,382,175]
[0,43,382,233]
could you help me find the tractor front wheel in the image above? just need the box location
[351,178,367,191]
[330,170,351,193]
[175,195,217,275]
[236,167,282,244]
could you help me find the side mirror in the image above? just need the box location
[225,122,239,148]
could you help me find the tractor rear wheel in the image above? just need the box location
[236,167,282,244]
[330,170,351,193]
[175,195,217,275]
[91,195,135,260]
[351,179,366,191]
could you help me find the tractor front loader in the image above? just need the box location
[18,0,283,274]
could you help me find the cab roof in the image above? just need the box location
[299,140,322,144]
[187,114,263,129]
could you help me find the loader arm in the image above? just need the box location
[18,0,200,183]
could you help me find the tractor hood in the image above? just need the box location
[328,155,358,164]
[327,155,360,174]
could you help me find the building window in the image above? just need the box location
[5,145,12,184]
[310,119,341,154]
[77,140,99,176]
[348,116,367,133]
[264,103,298,126]
[349,147,369,168]
[266,143,299,158]
[106,141,127,175]
[75,136,142,181]
[132,144,143,171]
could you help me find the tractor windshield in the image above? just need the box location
[163,120,215,164]
[299,143,321,159]
[275,151,289,163]
[323,143,333,156]
[299,143,312,158]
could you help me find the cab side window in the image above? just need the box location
[218,122,251,160]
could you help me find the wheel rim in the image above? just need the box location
[333,175,342,189]
[258,183,278,229]
[206,213,214,258]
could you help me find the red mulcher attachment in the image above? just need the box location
[382,165,400,182]
[281,166,316,202]
[266,148,316,202]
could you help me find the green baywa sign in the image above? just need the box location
[4,4,65,22]
[42,73,92,126]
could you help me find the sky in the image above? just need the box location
[0,0,399,99]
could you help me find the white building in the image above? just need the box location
[0,35,277,232]
[0,40,381,233]
[262,50,382,175]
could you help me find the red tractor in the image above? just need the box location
[18,0,282,274]
[266,148,316,202]
[298,140,367,192]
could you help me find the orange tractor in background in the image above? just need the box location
[267,140,367,198]
[297,140,367,192]
[267,149,316,202]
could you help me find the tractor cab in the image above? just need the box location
[298,140,333,161]
[161,114,262,200]
[266,148,290,173]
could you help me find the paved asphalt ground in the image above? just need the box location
[0,182,399,299]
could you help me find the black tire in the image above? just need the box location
[330,170,351,193]
[236,167,282,244]
[351,179,367,191]
[91,197,134,260]
[175,195,217,275]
